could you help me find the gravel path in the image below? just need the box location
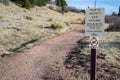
[0,24,84,80]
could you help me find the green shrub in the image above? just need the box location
[37,0,46,7]
[26,16,33,20]
[50,23,63,30]
[81,9,85,13]
[77,18,81,20]
[10,0,47,9]
[47,18,53,21]
[0,16,3,20]
[23,10,27,12]
[56,0,67,14]
[23,0,32,9]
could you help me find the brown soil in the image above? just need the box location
[0,24,84,80]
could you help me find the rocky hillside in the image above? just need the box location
[0,3,84,57]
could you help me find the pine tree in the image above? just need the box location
[29,0,38,7]
[37,0,46,7]
[22,0,32,9]
[56,0,67,14]
[10,0,47,9]
[112,12,115,16]
[45,0,51,3]
[118,6,120,16]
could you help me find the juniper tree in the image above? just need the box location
[55,0,67,14]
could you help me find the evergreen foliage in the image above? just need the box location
[118,6,120,16]
[37,0,46,7]
[22,0,32,9]
[55,0,67,14]
[29,0,38,7]
[112,12,115,16]
[10,0,48,9]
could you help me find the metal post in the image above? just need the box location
[90,49,97,80]
[90,0,97,80]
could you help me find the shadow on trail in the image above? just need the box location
[8,39,39,52]
[64,39,90,70]
[64,39,120,80]
[75,30,85,33]
[42,38,120,80]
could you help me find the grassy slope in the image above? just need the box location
[0,3,84,56]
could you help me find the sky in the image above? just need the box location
[54,0,120,15]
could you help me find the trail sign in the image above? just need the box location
[90,37,99,49]
[85,8,105,37]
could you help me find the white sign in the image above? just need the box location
[90,37,99,49]
[85,8,105,37]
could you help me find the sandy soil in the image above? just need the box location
[0,24,84,80]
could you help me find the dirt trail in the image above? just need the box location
[0,24,84,80]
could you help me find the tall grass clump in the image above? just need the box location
[47,18,53,21]
[50,23,63,30]
[26,16,33,20]
[0,16,3,20]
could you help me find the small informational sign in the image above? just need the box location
[90,37,99,49]
[85,8,105,37]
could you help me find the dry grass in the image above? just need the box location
[0,4,84,56]
[42,32,120,80]
[47,18,53,21]
[26,16,33,20]
[63,32,120,80]
[105,16,120,31]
